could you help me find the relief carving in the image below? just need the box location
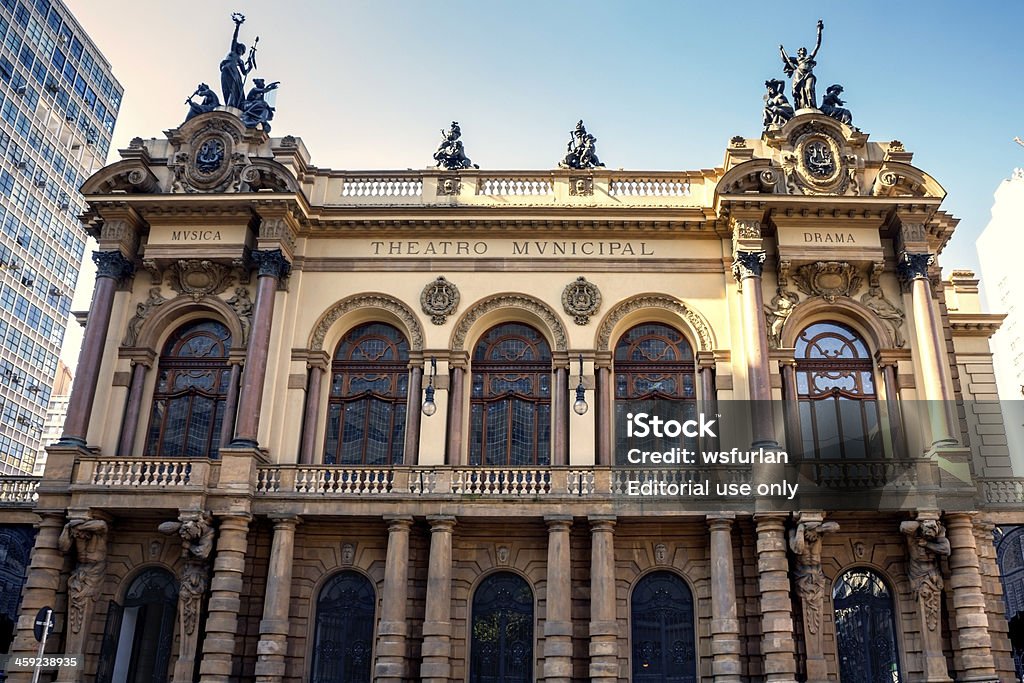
[420,276,460,325]
[765,288,800,349]
[124,287,168,346]
[168,259,234,301]
[496,545,510,565]
[793,261,862,303]
[311,294,424,351]
[341,542,356,566]
[860,263,905,347]
[596,295,713,352]
[452,294,568,352]
[654,543,668,565]
[789,517,839,635]
[159,511,215,636]
[59,517,109,634]
[562,276,602,325]
[900,518,950,632]
[226,287,253,343]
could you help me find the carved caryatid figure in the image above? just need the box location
[124,287,167,346]
[220,12,258,109]
[159,512,215,635]
[779,20,824,110]
[765,287,800,348]
[900,519,951,631]
[185,83,220,122]
[789,518,839,635]
[59,518,109,634]
[821,84,853,125]
[227,286,253,342]
[433,121,478,170]
[763,79,795,128]
[559,120,605,170]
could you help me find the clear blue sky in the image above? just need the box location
[64,0,1024,284]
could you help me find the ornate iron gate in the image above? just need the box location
[631,571,696,683]
[470,572,534,683]
[311,571,375,683]
[833,569,901,683]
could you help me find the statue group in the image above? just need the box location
[559,120,604,170]
[765,20,853,128]
[184,13,280,131]
[433,122,478,170]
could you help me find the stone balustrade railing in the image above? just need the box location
[324,169,706,208]
[76,458,214,488]
[978,478,1024,506]
[0,475,39,504]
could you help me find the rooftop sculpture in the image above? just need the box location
[768,20,854,129]
[433,121,478,170]
[779,20,824,110]
[559,120,605,170]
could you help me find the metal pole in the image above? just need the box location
[30,607,51,683]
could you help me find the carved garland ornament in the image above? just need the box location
[451,294,568,352]
[167,259,234,301]
[596,295,713,352]
[561,276,602,325]
[420,276,460,325]
[793,261,863,303]
[310,294,424,351]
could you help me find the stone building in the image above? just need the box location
[1,105,1022,683]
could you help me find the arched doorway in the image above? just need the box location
[310,571,375,683]
[631,571,696,683]
[96,567,178,683]
[469,572,534,683]
[832,568,902,683]
[996,526,1024,679]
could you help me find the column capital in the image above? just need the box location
[943,511,977,527]
[384,515,415,532]
[251,248,292,280]
[588,515,616,532]
[545,514,573,531]
[427,515,457,532]
[268,514,302,529]
[706,513,736,530]
[753,512,788,530]
[215,512,253,527]
[93,249,135,282]
[731,250,766,281]
[897,251,933,283]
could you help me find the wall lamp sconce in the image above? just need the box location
[573,354,588,416]
[422,356,437,416]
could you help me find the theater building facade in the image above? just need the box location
[1,108,1022,683]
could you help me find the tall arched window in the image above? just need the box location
[96,567,178,683]
[795,322,882,459]
[469,572,534,683]
[631,571,696,683]
[832,568,902,683]
[614,323,696,459]
[324,322,409,465]
[470,323,551,466]
[145,320,231,457]
[311,571,375,683]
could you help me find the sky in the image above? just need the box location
[57,0,1024,367]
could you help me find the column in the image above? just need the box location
[254,516,300,683]
[199,514,252,683]
[733,249,778,448]
[552,362,568,466]
[945,513,998,682]
[422,515,456,683]
[898,252,957,446]
[446,365,465,465]
[375,516,413,683]
[779,358,801,456]
[232,249,290,447]
[543,515,573,683]
[219,359,243,449]
[595,359,612,465]
[753,513,796,682]
[116,357,151,456]
[698,354,720,453]
[877,354,907,459]
[6,513,64,683]
[403,361,423,466]
[299,361,326,465]
[707,514,741,683]
[60,251,134,446]
[589,516,618,683]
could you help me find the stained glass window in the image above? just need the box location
[470,572,534,683]
[144,320,231,458]
[795,322,882,459]
[833,568,902,683]
[324,322,409,465]
[311,571,375,683]
[631,571,696,683]
[469,323,551,466]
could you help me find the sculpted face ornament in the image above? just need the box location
[196,138,225,174]
[804,139,834,178]
[496,545,510,565]
[654,543,668,564]
[341,542,355,566]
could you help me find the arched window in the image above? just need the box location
[96,567,178,683]
[311,571,375,683]
[470,572,534,683]
[324,322,409,465]
[795,322,882,459]
[470,323,551,466]
[631,571,696,683]
[0,526,33,656]
[832,568,902,683]
[144,320,231,457]
[996,526,1024,680]
[614,323,696,460]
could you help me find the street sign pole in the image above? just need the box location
[30,606,53,683]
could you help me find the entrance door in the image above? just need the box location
[311,571,375,683]
[833,568,902,683]
[470,572,534,683]
[631,572,696,683]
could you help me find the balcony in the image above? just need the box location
[0,475,40,506]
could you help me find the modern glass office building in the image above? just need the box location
[0,0,120,474]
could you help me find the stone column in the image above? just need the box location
[60,251,134,446]
[779,358,801,456]
[707,514,741,683]
[219,358,243,449]
[116,356,151,456]
[698,353,720,453]
[232,249,290,447]
[7,513,65,683]
[589,516,618,683]
[753,513,796,682]
[595,357,612,465]
[733,249,778,448]
[877,353,907,459]
[254,516,300,683]
[375,516,413,683]
[789,513,839,683]
[552,363,568,466]
[900,513,953,682]
[299,357,327,465]
[422,515,456,683]
[199,514,252,683]
[898,252,957,446]
[945,512,998,682]
[544,515,573,683]
[403,360,423,466]
[447,364,465,465]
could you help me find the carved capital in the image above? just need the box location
[897,252,933,283]
[731,250,766,280]
[251,248,292,280]
[92,250,135,282]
